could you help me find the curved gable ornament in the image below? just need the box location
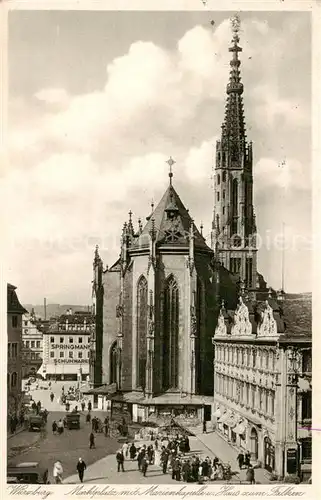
[215,310,227,336]
[257,301,278,337]
[231,298,252,336]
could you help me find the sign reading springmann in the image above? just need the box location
[51,344,90,350]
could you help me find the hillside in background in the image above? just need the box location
[23,304,91,319]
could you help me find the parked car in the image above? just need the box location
[65,413,80,430]
[7,462,49,484]
[28,415,45,432]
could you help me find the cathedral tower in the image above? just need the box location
[211,16,257,294]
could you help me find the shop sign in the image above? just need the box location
[56,359,89,364]
[51,344,89,349]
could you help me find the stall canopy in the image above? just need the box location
[84,383,117,395]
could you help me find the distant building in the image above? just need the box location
[41,311,95,381]
[21,311,43,378]
[7,283,27,416]
[212,292,312,481]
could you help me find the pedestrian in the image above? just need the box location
[10,415,15,434]
[52,421,57,434]
[244,451,251,467]
[86,412,91,423]
[122,441,129,459]
[141,456,148,477]
[154,438,159,451]
[81,401,85,412]
[92,417,97,432]
[89,432,95,449]
[88,401,92,412]
[57,419,64,435]
[53,460,63,484]
[162,449,169,474]
[116,449,125,472]
[202,420,207,434]
[129,443,136,460]
[237,452,244,470]
[76,458,87,483]
[246,464,255,484]
[172,457,181,481]
[50,392,54,403]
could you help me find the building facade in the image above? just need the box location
[41,310,94,381]
[7,283,27,416]
[21,312,43,378]
[212,293,312,480]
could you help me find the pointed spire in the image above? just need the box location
[94,244,100,265]
[138,217,143,234]
[221,14,246,159]
[127,210,134,236]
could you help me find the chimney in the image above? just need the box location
[44,298,47,320]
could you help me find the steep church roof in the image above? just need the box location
[133,183,211,252]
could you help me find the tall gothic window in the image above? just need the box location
[231,178,238,235]
[163,275,179,390]
[137,276,148,389]
[110,341,117,384]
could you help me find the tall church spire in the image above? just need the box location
[211,14,257,298]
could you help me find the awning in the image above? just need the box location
[85,383,117,395]
[213,408,221,418]
[234,422,246,435]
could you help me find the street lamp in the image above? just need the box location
[54,359,57,383]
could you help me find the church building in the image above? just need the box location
[90,169,230,421]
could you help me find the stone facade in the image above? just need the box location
[212,293,312,480]
[7,284,27,416]
[21,312,43,378]
[92,182,222,403]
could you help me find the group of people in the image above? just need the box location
[52,419,64,435]
[53,458,87,484]
[237,451,256,484]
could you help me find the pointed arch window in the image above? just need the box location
[217,174,221,186]
[163,275,179,390]
[110,341,117,384]
[137,276,148,389]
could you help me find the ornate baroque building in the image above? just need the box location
[213,292,312,480]
[21,311,43,379]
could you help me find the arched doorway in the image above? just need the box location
[110,342,117,384]
[163,275,179,390]
[250,427,259,461]
[264,436,275,472]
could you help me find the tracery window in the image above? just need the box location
[163,275,179,390]
[137,276,148,389]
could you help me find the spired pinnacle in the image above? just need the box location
[166,156,176,186]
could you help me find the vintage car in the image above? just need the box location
[28,415,45,432]
[7,462,49,484]
[65,412,80,430]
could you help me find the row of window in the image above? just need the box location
[216,344,276,371]
[50,351,89,359]
[24,340,41,349]
[216,171,227,184]
[23,352,41,360]
[216,191,226,202]
[50,336,84,344]
[57,324,90,331]
[8,343,18,358]
[216,374,275,416]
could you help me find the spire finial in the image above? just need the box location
[200,221,203,236]
[166,156,176,186]
[129,210,132,222]
[151,199,154,212]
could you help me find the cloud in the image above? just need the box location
[4,15,311,302]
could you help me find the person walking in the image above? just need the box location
[86,412,91,424]
[88,401,92,412]
[57,419,64,435]
[76,458,87,483]
[53,461,63,484]
[81,401,85,412]
[246,464,255,485]
[89,432,95,449]
[116,450,125,472]
[52,421,57,434]
[50,392,54,403]
[237,452,244,470]
[122,441,129,459]
[129,443,136,460]
[202,420,207,434]
[141,456,148,477]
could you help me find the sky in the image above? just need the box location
[2,10,311,305]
